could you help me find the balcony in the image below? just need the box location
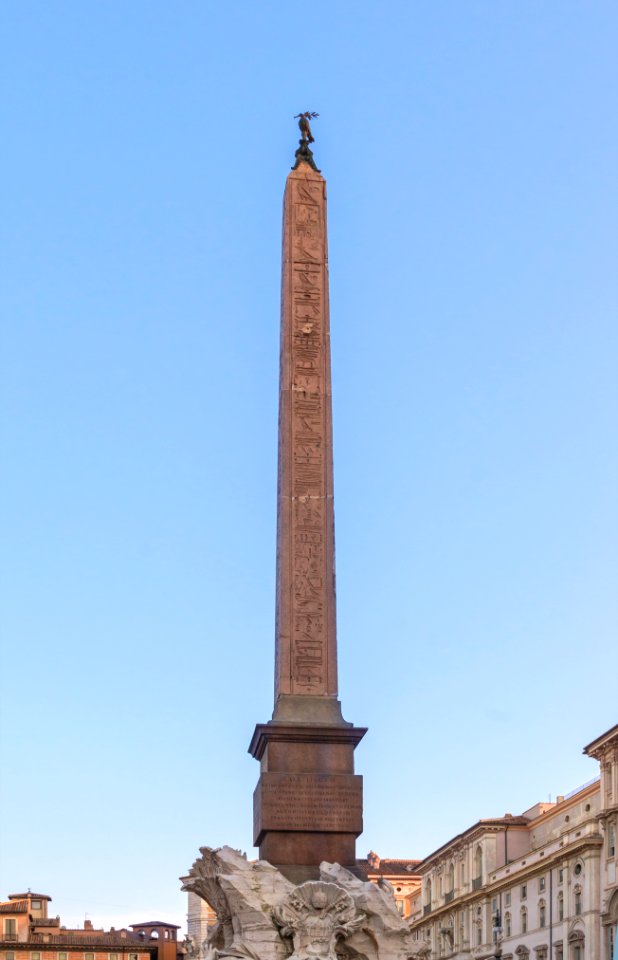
[472,877,482,890]
[423,904,432,916]
[444,891,454,903]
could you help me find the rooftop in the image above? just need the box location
[8,894,52,902]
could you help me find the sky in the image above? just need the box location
[1,0,617,937]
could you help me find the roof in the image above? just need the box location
[0,900,29,913]
[25,934,155,948]
[130,922,181,930]
[8,893,52,902]
[358,859,421,875]
[31,919,60,928]
[413,815,530,871]
[583,723,618,757]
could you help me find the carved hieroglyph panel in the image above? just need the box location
[275,170,337,698]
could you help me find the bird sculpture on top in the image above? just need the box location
[292,112,320,172]
[294,112,319,144]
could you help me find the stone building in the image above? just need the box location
[0,892,184,960]
[357,852,421,918]
[407,723,618,960]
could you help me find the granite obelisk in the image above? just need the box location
[250,129,366,881]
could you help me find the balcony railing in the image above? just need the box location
[444,891,454,903]
[472,877,482,890]
[423,904,432,916]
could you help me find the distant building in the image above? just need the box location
[407,723,618,960]
[0,892,185,960]
[357,852,421,917]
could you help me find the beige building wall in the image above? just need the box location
[408,723,618,960]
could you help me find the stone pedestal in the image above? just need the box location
[250,713,366,880]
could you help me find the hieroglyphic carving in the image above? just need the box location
[289,177,327,693]
[276,170,336,698]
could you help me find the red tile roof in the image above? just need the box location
[0,900,29,913]
[8,894,52,902]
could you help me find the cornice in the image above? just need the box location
[409,834,604,929]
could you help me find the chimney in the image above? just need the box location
[84,920,93,931]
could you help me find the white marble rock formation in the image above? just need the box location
[181,847,427,960]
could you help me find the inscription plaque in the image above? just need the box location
[254,773,363,845]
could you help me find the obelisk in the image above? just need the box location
[249,121,366,882]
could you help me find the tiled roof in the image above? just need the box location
[8,894,52,902]
[0,900,29,913]
[357,858,421,877]
[28,934,155,947]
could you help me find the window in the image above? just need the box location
[110,954,118,960]
[4,920,17,936]
[539,900,546,928]
[477,925,482,946]
[574,888,582,915]
[573,947,581,960]
[558,868,564,883]
[521,884,527,900]
[85,953,95,960]
[492,898,498,912]
[129,953,139,960]
[59,953,68,960]
[6,953,15,960]
[609,823,616,858]
[505,891,511,906]
[574,863,582,876]
[31,901,41,910]
[31,953,41,960]
[521,907,528,933]
[558,892,564,921]
[505,913,512,937]
[539,876,546,892]
[475,846,483,883]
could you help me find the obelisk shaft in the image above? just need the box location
[274,163,338,706]
[250,157,365,880]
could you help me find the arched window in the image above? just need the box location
[568,928,585,960]
[558,891,564,921]
[539,900,546,928]
[150,932,159,940]
[505,912,512,937]
[574,886,582,916]
[521,907,528,934]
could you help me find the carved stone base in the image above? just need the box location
[181,847,427,960]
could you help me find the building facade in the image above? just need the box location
[0,893,183,960]
[408,724,618,960]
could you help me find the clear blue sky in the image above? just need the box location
[1,0,617,935]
